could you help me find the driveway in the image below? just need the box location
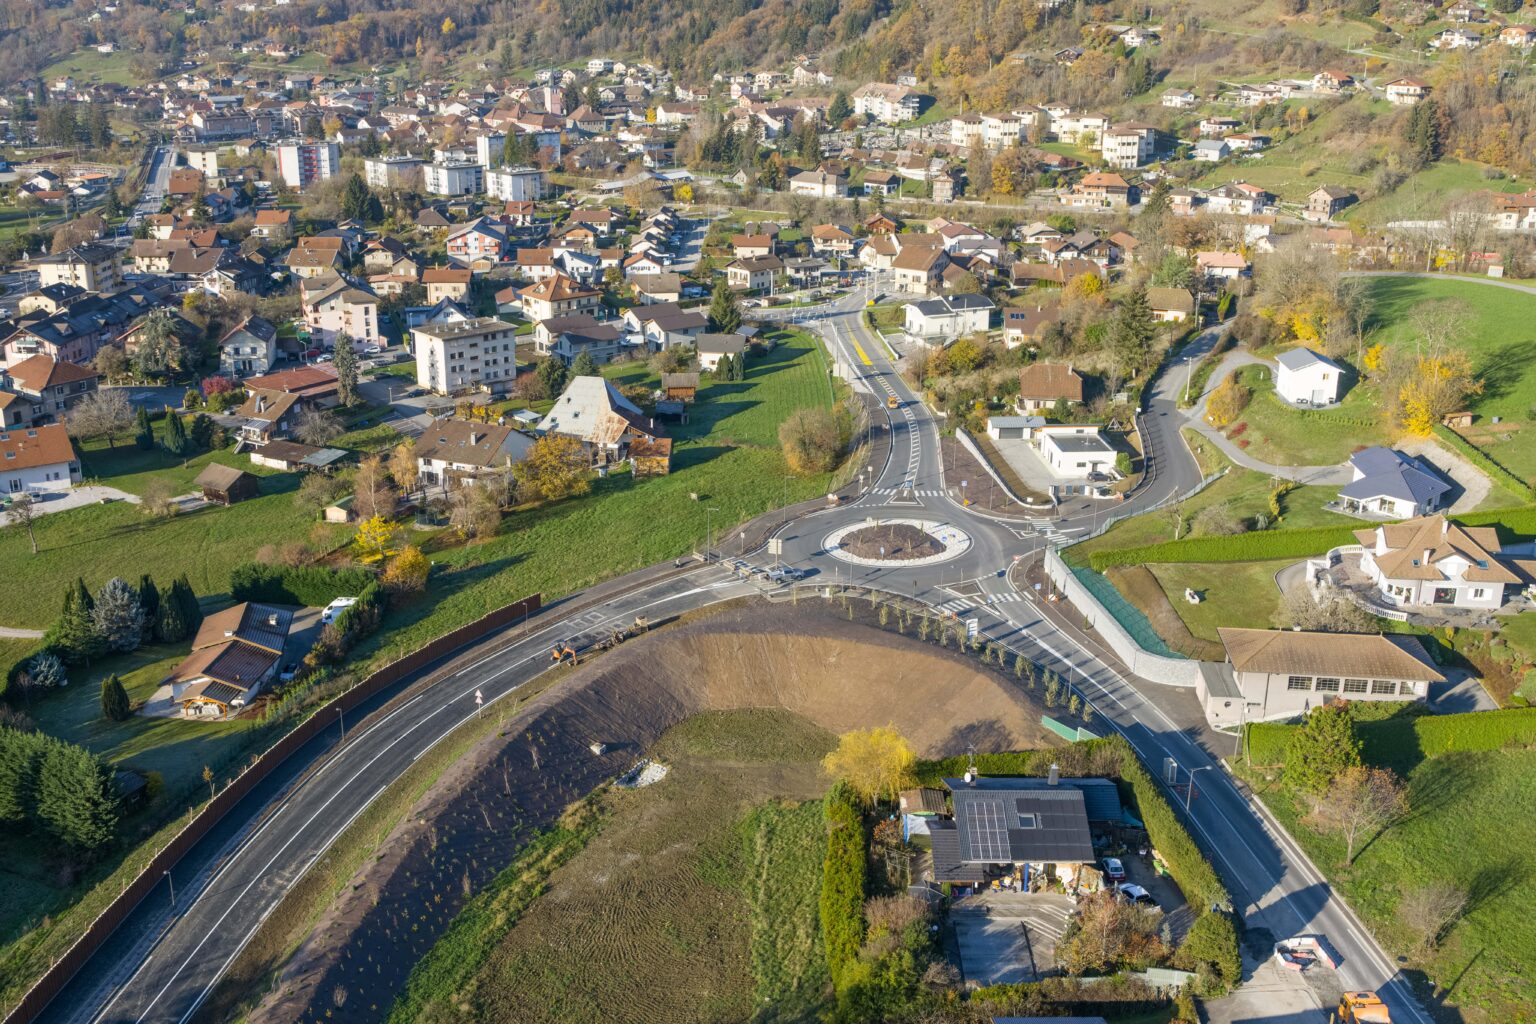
[1395,437,1491,513]
[950,891,1073,985]
[1202,957,1329,1024]
[1,485,139,525]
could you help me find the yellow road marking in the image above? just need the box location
[850,339,873,366]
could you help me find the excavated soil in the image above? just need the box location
[839,522,946,560]
[244,600,1055,1024]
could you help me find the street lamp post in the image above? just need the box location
[705,505,720,561]
[165,869,174,908]
[1183,356,1194,404]
[1185,765,1213,813]
[337,706,346,743]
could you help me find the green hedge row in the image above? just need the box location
[820,783,866,992]
[1086,505,1536,571]
[229,563,377,607]
[1246,706,1536,771]
[1434,425,1535,502]
[1112,740,1231,912]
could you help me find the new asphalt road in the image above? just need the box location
[31,292,1432,1024]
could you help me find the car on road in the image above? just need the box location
[886,395,900,409]
[765,566,806,583]
[1102,857,1126,882]
[315,353,334,363]
[1114,883,1156,906]
[362,344,382,355]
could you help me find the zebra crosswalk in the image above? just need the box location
[934,593,1027,615]
[874,487,944,497]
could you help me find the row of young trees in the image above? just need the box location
[0,727,119,856]
[44,575,203,668]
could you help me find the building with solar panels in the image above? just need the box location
[928,772,1119,890]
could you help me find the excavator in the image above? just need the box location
[550,642,578,667]
[1335,992,1391,1024]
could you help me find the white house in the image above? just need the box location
[696,333,748,371]
[1336,447,1452,520]
[0,422,80,495]
[852,83,923,124]
[902,295,994,340]
[1274,347,1342,406]
[415,418,532,492]
[1033,424,1116,478]
[1354,514,1534,611]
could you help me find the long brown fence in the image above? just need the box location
[5,593,542,1024]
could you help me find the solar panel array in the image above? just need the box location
[963,798,1011,862]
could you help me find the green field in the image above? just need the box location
[1226,364,1391,467]
[39,47,147,87]
[1345,159,1525,224]
[1241,745,1536,1023]
[1147,558,1294,640]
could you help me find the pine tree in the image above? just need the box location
[536,356,568,397]
[54,578,106,665]
[715,352,733,379]
[828,90,852,125]
[1108,285,1158,378]
[332,333,359,406]
[173,575,203,634]
[134,406,155,450]
[189,413,214,450]
[157,596,188,644]
[138,576,162,643]
[92,577,145,653]
[35,743,118,855]
[570,350,598,378]
[708,278,743,334]
[340,173,375,223]
[163,411,188,457]
[0,728,47,824]
[101,674,131,722]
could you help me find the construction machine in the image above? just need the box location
[1335,992,1391,1024]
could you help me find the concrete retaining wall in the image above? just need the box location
[1042,549,1202,688]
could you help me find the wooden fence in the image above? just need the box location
[5,593,542,1024]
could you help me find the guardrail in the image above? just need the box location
[4,593,542,1024]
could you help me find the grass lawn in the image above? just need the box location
[1146,558,1294,641]
[1238,748,1536,1023]
[367,359,418,380]
[1345,159,1523,224]
[1226,364,1391,467]
[355,328,841,667]
[39,47,147,87]
[1071,431,1352,563]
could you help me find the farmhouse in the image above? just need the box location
[1274,347,1342,406]
[1146,287,1195,323]
[1016,362,1085,414]
[1353,514,1535,611]
[538,375,661,463]
[1304,185,1357,221]
[1336,447,1452,520]
[167,602,293,718]
[1199,627,1442,726]
[696,334,748,372]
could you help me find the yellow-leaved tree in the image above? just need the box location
[382,545,431,593]
[1397,351,1481,436]
[512,434,592,502]
[355,515,398,563]
[1205,375,1251,428]
[822,727,917,805]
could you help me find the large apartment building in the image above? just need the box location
[363,154,426,189]
[484,166,548,202]
[412,316,520,396]
[423,160,485,197]
[276,141,341,189]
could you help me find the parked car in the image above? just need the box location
[1102,857,1126,882]
[362,344,382,355]
[279,663,299,683]
[765,566,806,583]
[321,596,358,624]
[1115,883,1155,906]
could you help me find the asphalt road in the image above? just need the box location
[32,286,1432,1024]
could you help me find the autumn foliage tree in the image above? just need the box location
[1396,350,1481,436]
[513,434,591,502]
[1307,765,1408,865]
[822,727,917,805]
[779,407,843,475]
[1205,375,1251,428]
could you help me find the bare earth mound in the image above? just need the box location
[839,522,945,560]
[242,601,1056,1024]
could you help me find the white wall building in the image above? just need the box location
[364,154,425,189]
[484,166,548,202]
[423,160,485,197]
[275,141,340,189]
[412,316,520,396]
[1274,347,1342,406]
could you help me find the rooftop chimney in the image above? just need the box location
[1423,547,1433,565]
[267,613,279,627]
[224,629,234,638]
[1048,763,1060,786]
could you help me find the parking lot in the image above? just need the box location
[949,891,1073,985]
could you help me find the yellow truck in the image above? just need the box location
[1336,992,1391,1024]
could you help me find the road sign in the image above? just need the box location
[767,538,783,556]
[1163,757,1180,785]
[965,617,979,639]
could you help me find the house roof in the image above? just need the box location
[1218,627,1445,681]
[1275,347,1339,372]
[0,422,75,471]
[415,418,530,468]
[697,333,747,355]
[195,462,257,493]
[1340,447,1452,507]
[898,787,950,815]
[1018,362,1084,402]
[944,778,1096,863]
[193,601,292,654]
[522,272,598,302]
[1146,287,1194,314]
[218,314,277,349]
[538,375,657,445]
[244,365,339,396]
[1352,514,1520,584]
[167,640,279,694]
[5,353,97,391]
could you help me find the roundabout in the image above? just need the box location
[822,518,973,567]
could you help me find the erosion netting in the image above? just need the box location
[240,601,1058,1024]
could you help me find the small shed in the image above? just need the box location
[1441,411,1474,428]
[629,436,673,478]
[323,494,356,523]
[195,463,260,505]
[661,372,699,402]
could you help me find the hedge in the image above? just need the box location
[229,563,377,607]
[819,783,866,991]
[1245,706,1536,771]
[1433,425,1535,502]
[1177,909,1242,990]
[1085,505,1536,571]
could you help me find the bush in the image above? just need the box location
[1086,524,1360,571]
[820,783,866,991]
[1178,910,1242,992]
[780,407,844,475]
[100,674,131,722]
[1112,739,1231,912]
[229,563,376,606]
[1247,706,1536,771]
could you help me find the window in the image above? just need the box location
[1343,678,1368,694]
[1472,588,1487,599]
[1287,676,1312,691]
[1315,677,1340,693]
[1371,680,1397,695]
[1017,813,1038,828]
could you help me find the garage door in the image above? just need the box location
[996,427,1024,440]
